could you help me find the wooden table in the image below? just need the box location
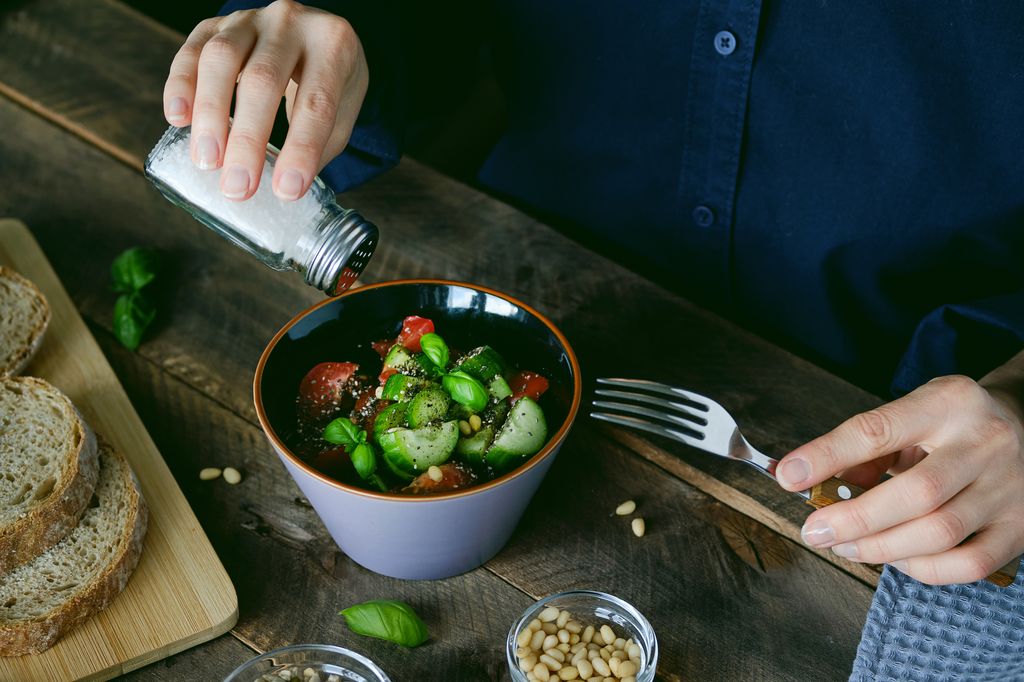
[0,1,883,679]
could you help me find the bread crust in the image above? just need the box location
[0,267,51,378]
[0,377,100,574]
[0,438,148,656]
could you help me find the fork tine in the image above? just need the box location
[591,412,705,449]
[593,389,708,426]
[596,378,712,410]
[592,400,705,436]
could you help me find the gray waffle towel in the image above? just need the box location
[851,565,1024,681]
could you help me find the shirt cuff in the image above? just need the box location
[891,291,1024,396]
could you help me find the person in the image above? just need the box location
[161,1,1024,587]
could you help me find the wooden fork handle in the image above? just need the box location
[805,477,1019,587]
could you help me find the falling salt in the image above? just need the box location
[146,132,326,261]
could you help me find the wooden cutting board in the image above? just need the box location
[0,218,238,681]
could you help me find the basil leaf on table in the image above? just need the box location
[323,417,363,448]
[111,247,159,293]
[340,599,429,647]
[418,332,449,373]
[113,291,155,351]
[442,371,488,412]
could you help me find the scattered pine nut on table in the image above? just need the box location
[223,467,242,485]
[199,467,222,481]
[615,500,636,516]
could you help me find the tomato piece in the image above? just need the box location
[402,462,476,495]
[509,370,549,401]
[378,365,398,384]
[396,315,435,353]
[298,361,359,418]
[371,338,393,359]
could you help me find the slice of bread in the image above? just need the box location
[0,267,51,378]
[0,377,99,573]
[0,437,147,656]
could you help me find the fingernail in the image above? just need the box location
[777,457,810,487]
[167,97,188,123]
[276,169,305,200]
[221,166,250,199]
[195,134,220,170]
[801,520,835,547]
[831,542,858,559]
[891,560,909,573]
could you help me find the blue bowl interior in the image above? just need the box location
[260,283,576,480]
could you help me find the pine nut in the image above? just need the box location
[526,673,537,682]
[533,662,550,681]
[599,648,611,661]
[199,467,222,481]
[622,677,637,682]
[529,618,543,631]
[520,655,538,671]
[576,659,593,679]
[427,465,443,481]
[618,661,638,677]
[627,643,641,660]
[615,499,636,515]
[565,620,583,634]
[631,517,646,537]
[545,648,565,663]
[599,625,615,645]
[469,414,482,431]
[608,657,620,676]
[517,646,531,658]
[557,629,571,643]
[540,654,561,671]
[556,610,571,628]
[613,637,625,650]
[611,650,626,660]
[570,633,580,644]
[223,467,242,484]
[531,629,546,650]
[458,420,472,436]
[543,635,558,651]
[518,628,534,648]
[557,642,570,653]
[542,623,558,634]
[570,643,585,654]
[558,667,579,680]
[591,658,611,677]
[582,625,594,643]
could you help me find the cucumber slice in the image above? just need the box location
[407,387,451,428]
[384,344,433,377]
[455,426,495,467]
[485,397,548,470]
[373,402,408,439]
[488,375,512,401]
[483,398,510,427]
[383,344,413,370]
[381,374,427,401]
[453,346,507,382]
[378,421,459,477]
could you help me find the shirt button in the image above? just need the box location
[714,30,736,56]
[692,205,715,228]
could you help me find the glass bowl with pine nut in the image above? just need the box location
[506,590,658,682]
[223,644,390,682]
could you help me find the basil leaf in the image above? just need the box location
[419,333,449,372]
[340,600,429,648]
[442,371,488,412]
[350,442,377,479]
[111,247,159,293]
[323,417,361,448]
[113,291,156,351]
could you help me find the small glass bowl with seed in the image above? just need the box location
[223,644,390,682]
[506,590,658,682]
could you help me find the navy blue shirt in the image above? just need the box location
[223,1,1024,396]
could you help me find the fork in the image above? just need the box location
[591,378,1021,587]
[590,377,862,509]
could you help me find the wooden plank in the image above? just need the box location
[119,634,257,681]
[0,219,237,681]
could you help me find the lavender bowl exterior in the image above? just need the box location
[271,438,562,579]
[254,280,581,581]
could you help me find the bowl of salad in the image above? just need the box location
[254,280,581,579]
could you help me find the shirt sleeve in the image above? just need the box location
[218,0,403,192]
[890,290,1024,396]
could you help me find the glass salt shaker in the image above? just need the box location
[144,125,377,295]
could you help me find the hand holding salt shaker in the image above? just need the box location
[145,125,377,295]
